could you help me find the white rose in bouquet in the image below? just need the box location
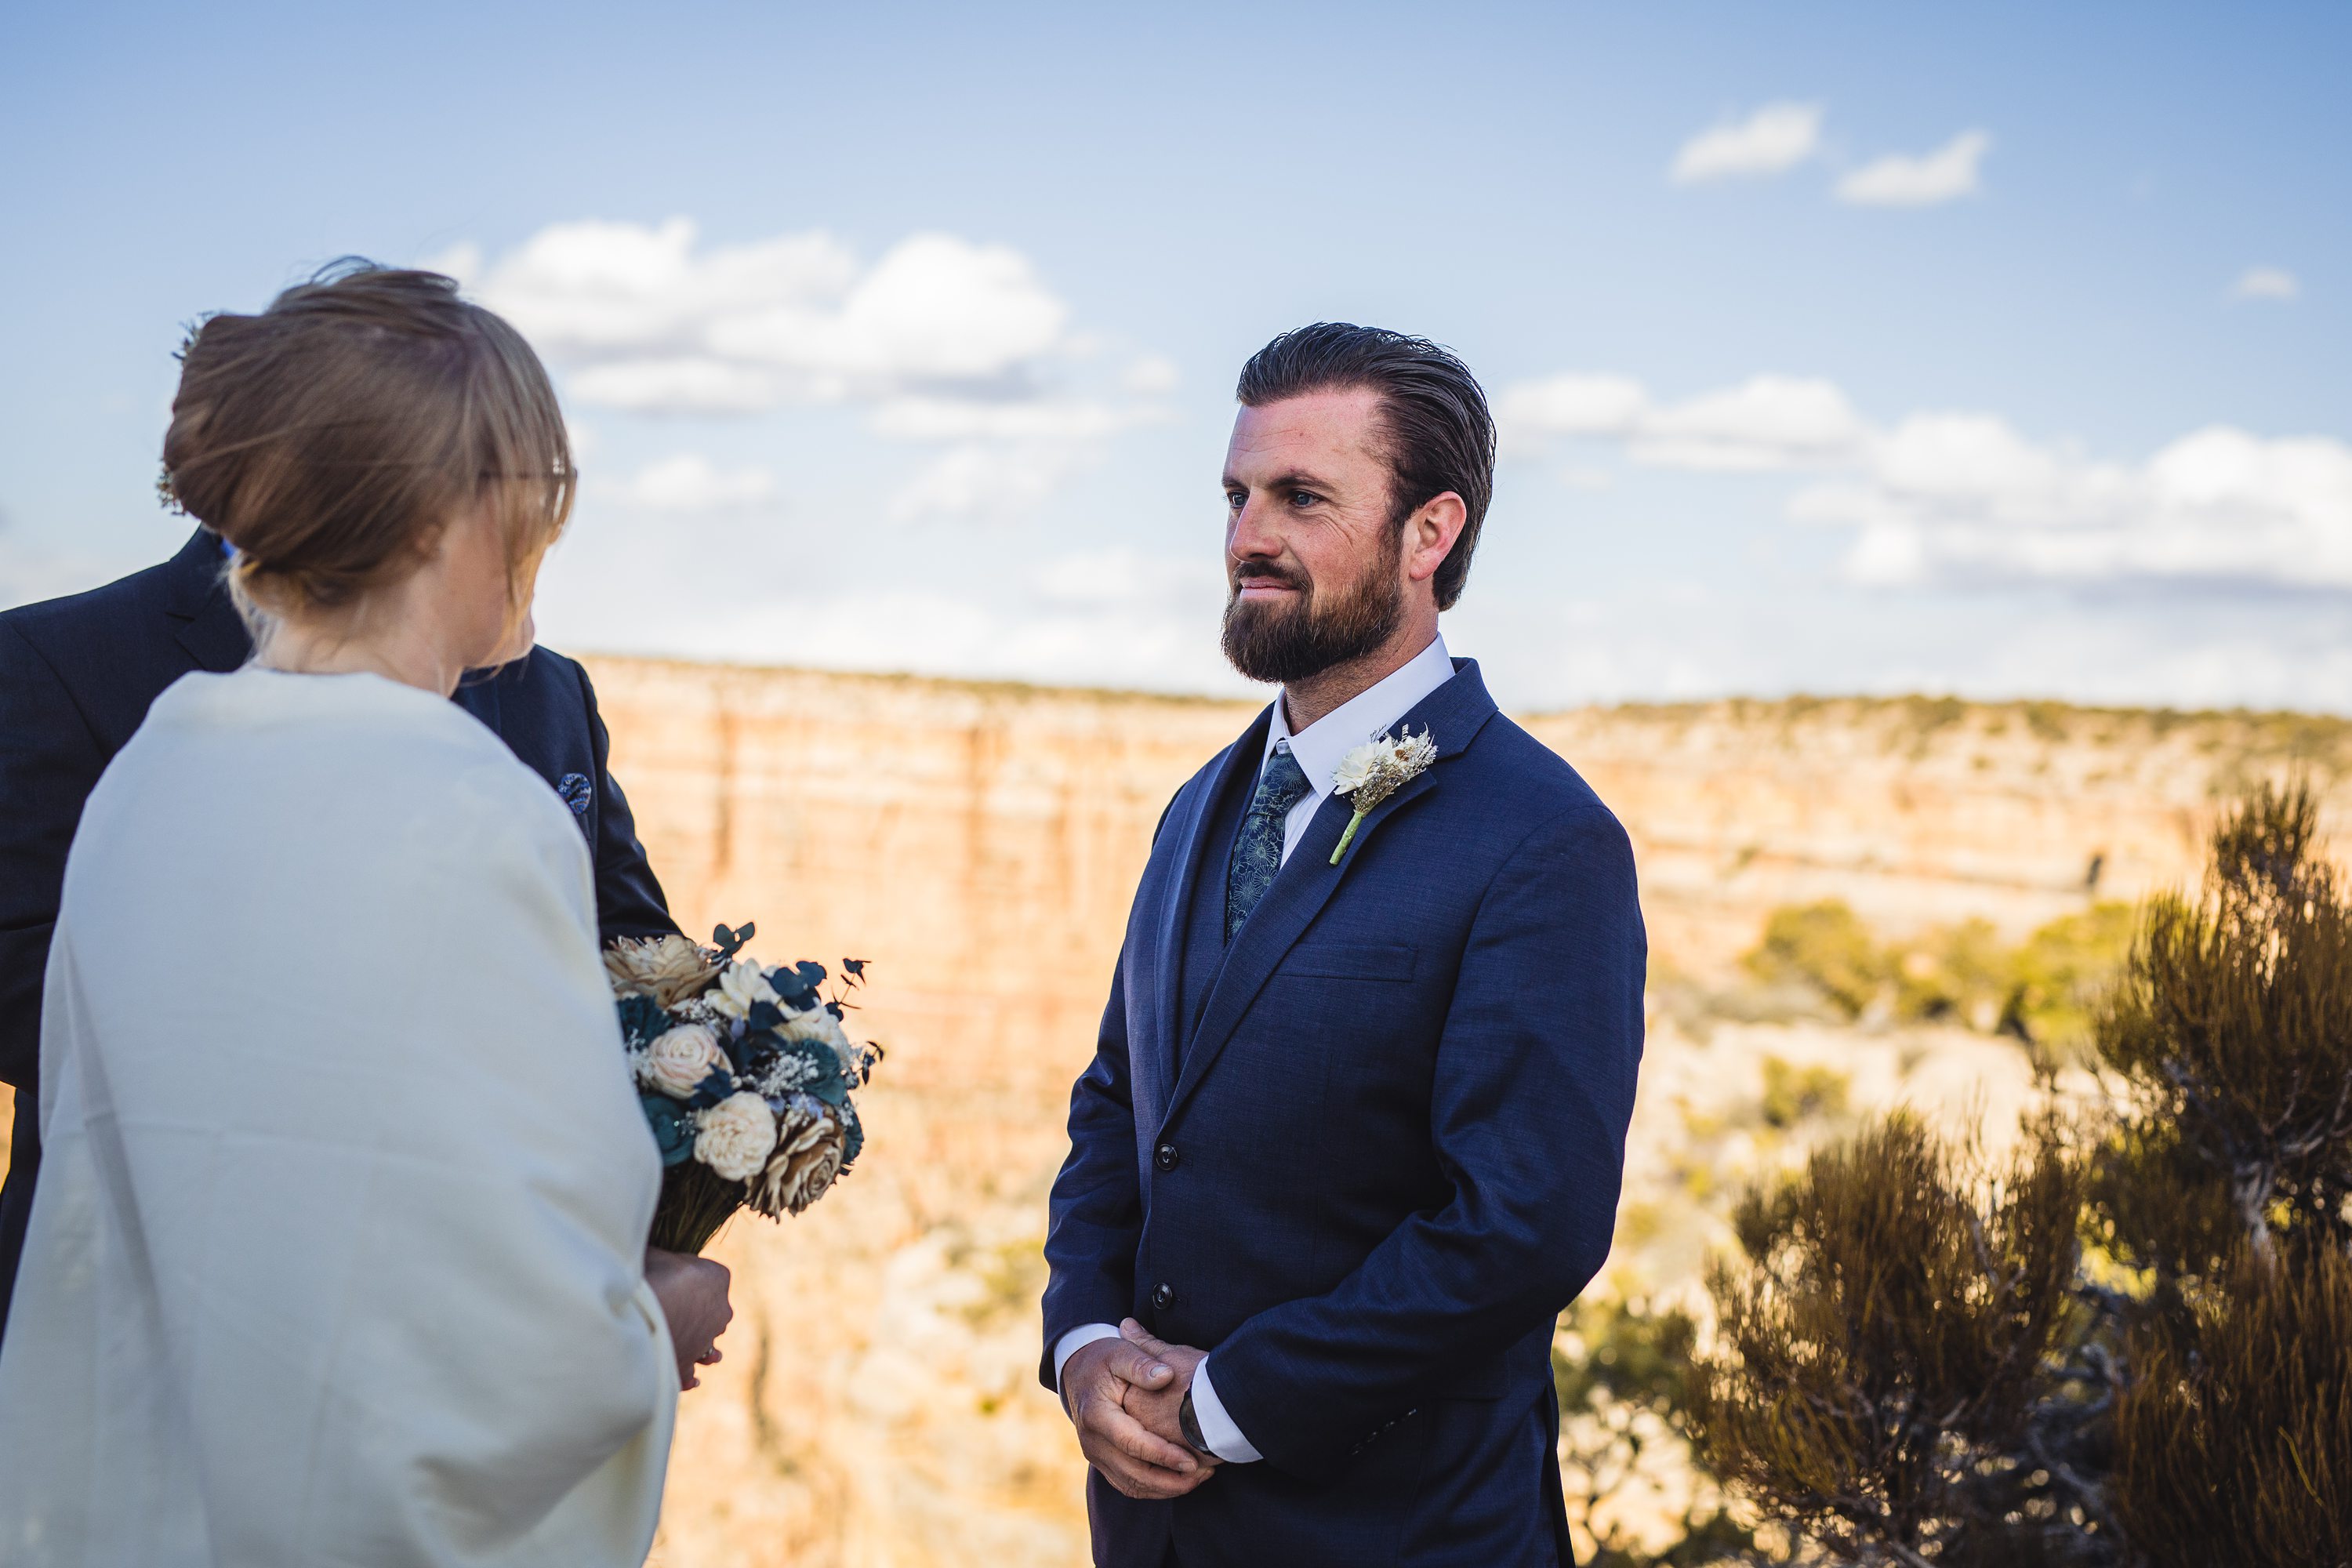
[709,960,779,1020]
[641,1024,728,1099]
[695,1091,777,1181]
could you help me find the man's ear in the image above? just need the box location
[1403,492,1468,586]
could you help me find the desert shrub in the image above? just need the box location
[2110,1245,2352,1568]
[2092,782,2352,1269]
[1694,786,2352,1566]
[1744,901,1891,1020]
[1690,1112,2111,1566]
[2084,785,2352,1562]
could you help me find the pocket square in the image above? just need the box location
[557,772,593,820]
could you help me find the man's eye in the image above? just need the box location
[1290,490,1319,508]
[1225,491,1246,510]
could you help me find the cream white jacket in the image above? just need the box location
[0,667,675,1566]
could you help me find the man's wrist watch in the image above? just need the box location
[1178,1388,1210,1455]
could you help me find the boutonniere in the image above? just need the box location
[1329,728,1439,865]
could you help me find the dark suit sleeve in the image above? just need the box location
[574,663,680,944]
[0,622,108,1094]
[1038,949,1145,1390]
[1207,804,1646,1475]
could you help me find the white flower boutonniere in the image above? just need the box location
[1330,728,1439,865]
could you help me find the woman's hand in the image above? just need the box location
[643,1247,733,1390]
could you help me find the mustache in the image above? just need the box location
[1229,557,1309,593]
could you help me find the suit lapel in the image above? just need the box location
[162,528,252,673]
[1159,661,1501,1131]
[1145,708,1272,1112]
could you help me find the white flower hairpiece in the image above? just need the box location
[1330,728,1439,865]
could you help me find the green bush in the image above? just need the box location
[2001,902,2136,1065]
[1737,899,2135,1060]
[1759,1055,1850,1128]
[1744,900,1890,1020]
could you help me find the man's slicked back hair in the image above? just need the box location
[1236,323,1496,610]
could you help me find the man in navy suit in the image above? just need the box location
[0,524,679,1340]
[1041,325,1646,1566]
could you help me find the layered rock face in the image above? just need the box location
[577,657,2352,1566]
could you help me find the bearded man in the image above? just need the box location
[1040,324,1647,1566]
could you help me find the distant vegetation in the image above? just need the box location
[1740,897,2136,1064]
[1581,691,2352,767]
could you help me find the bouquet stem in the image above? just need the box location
[649,1160,744,1255]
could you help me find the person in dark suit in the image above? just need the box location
[0,522,680,1341]
[1041,325,1646,1566]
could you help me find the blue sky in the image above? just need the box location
[5,2,2347,710]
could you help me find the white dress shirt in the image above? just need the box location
[1055,634,1455,1464]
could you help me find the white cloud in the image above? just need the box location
[1809,421,2352,590]
[1497,374,1650,440]
[1501,372,1865,470]
[1502,367,2352,593]
[1121,354,1180,394]
[868,395,1147,444]
[455,219,1067,408]
[568,358,782,413]
[2231,266,2300,302]
[1670,103,1824,184]
[601,454,778,512]
[1835,130,1991,207]
[438,217,1167,524]
[888,441,1095,523]
[1632,376,1867,470]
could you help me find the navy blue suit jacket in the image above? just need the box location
[1042,660,1646,1568]
[0,526,677,1336]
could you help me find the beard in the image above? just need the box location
[1220,530,1406,685]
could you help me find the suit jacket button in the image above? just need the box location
[1154,1142,1179,1171]
[1152,1282,1176,1312]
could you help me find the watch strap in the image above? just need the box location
[1178,1388,1210,1455]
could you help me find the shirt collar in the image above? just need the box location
[1262,633,1454,804]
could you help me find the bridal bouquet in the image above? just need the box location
[604,924,880,1254]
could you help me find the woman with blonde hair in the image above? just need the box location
[0,263,728,1566]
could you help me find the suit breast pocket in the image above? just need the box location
[1280,942,1417,982]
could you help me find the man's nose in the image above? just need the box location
[1229,495,1283,559]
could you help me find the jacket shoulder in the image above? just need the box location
[492,645,594,712]
[2,557,182,658]
[525,644,592,692]
[1463,713,1617,826]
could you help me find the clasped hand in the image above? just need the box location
[1061,1318,1218,1499]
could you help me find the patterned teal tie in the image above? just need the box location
[1225,742,1314,941]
